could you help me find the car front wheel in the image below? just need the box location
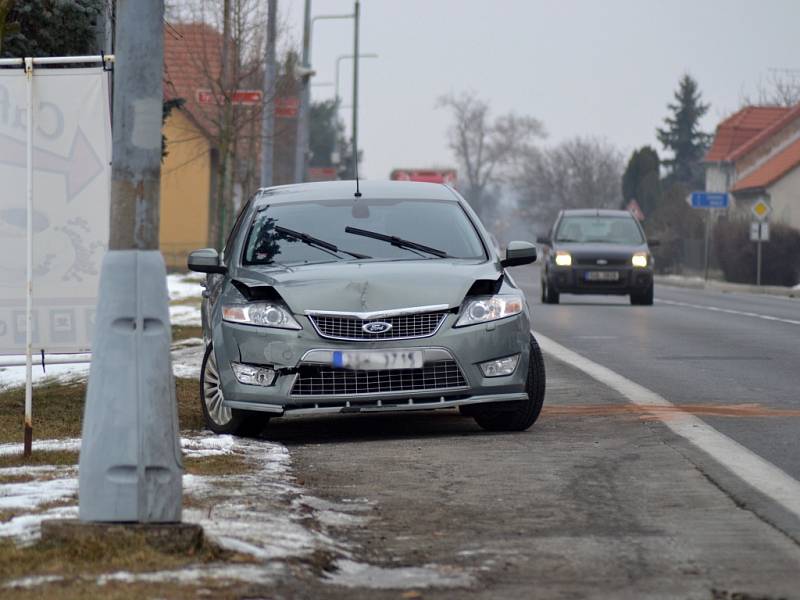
[470,335,546,432]
[200,344,270,436]
[630,283,654,306]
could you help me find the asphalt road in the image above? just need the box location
[514,264,800,483]
[261,267,800,598]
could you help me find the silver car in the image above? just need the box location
[188,180,544,436]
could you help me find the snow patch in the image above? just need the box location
[0,477,78,510]
[170,304,202,327]
[3,574,65,589]
[95,562,283,586]
[0,505,78,545]
[0,438,80,457]
[167,273,204,302]
[325,559,474,589]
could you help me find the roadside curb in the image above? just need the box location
[655,276,799,299]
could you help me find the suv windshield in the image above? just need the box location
[242,198,486,266]
[555,215,644,245]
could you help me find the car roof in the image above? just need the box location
[560,209,634,218]
[253,180,459,207]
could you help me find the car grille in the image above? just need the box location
[574,257,629,266]
[308,311,448,341]
[290,360,467,396]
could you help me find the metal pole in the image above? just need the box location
[260,0,277,188]
[107,1,164,249]
[757,235,762,286]
[351,0,360,179]
[24,57,33,456]
[703,211,710,281]
[294,0,312,183]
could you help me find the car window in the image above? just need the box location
[222,196,254,262]
[242,198,486,266]
[555,216,644,245]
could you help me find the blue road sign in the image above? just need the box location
[690,191,729,209]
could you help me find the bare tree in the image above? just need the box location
[514,136,624,227]
[437,91,544,219]
[740,69,800,107]
[164,0,294,249]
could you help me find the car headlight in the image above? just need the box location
[632,252,648,268]
[455,294,524,327]
[554,251,572,266]
[222,303,302,329]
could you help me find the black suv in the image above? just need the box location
[538,209,655,305]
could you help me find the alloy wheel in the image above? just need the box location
[203,349,232,426]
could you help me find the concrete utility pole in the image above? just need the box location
[107,3,163,248]
[260,0,278,188]
[351,0,360,179]
[80,0,182,523]
[294,0,312,183]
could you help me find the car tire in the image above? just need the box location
[542,278,560,304]
[200,344,270,437]
[630,283,654,306]
[471,334,546,432]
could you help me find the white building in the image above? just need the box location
[705,104,800,229]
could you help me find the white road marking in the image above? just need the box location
[534,331,800,521]
[657,298,800,326]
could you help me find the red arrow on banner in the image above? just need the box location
[0,128,105,202]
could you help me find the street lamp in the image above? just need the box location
[332,53,377,170]
[335,53,378,104]
[295,7,355,183]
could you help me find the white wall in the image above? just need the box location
[767,165,800,230]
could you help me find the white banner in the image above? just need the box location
[0,67,111,355]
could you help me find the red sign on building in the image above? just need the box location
[390,169,457,185]
[274,97,299,118]
[196,89,263,106]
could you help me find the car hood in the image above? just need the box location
[234,259,501,313]
[554,242,647,259]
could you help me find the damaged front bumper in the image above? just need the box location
[211,311,532,417]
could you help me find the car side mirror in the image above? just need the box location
[648,239,660,247]
[536,235,551,246]
[188,248,227,274]
[501,241,537,268]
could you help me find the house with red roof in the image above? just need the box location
[705,103,800,230]
[159,23,299,267]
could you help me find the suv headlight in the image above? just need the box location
[554,251,572,266]
[222,303,302,329]
[455,294,524,327]
[632,252,648,268]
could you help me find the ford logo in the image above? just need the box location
[596,259,608,265]
[363,321,393,334]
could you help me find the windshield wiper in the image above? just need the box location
[344,226,450,258]
[274,226,371,260]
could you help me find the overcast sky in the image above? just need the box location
[286,0,800,179]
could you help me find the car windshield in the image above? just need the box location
[555,215,644,245]
[242,198,486,266]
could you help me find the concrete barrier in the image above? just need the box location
[79,251,182,522]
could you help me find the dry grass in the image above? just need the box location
[0,378,205,445]
[184,452,250,477]
[172,324,203,341]
[0,450,79,469]
[0,531,253,598]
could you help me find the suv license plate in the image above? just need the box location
[333,350,423,370]
[585,271,620,281]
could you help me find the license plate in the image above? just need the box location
[332,350,423,370]
[585,271,620,281]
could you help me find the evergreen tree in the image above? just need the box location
[656,74,711,189]
[1,0,103,58]
[309,99,343,167]
[621,146,661,218]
